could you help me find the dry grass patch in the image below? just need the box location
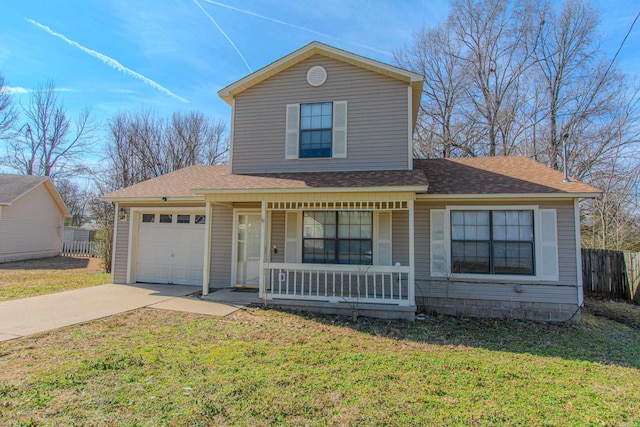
[0,256,109,301]
[0,300,639,426]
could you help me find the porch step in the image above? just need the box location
[202,288,416,321]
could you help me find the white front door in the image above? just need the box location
[235,213,261,287]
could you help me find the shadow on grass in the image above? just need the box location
[0,256,90,271]
[276,299,640,370]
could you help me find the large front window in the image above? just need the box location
[451,210,534,275]
[303,211,372,265]
[300,102,332,158]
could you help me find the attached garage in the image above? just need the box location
[134,211,206,286]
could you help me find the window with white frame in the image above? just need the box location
[430,206,559,281]
[300,102,332,158]
[285,101,347,159]
[451,210,534,275]
[302,211,372,265]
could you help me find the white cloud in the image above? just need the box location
[25,18,189,103]
[5,86,32,94]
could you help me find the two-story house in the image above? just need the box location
[102,42,600,321]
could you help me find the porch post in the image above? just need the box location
[202,201,213,296]
[408,199,416,305]
[259,200,267,298]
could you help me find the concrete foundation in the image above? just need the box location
[417,296,581,322]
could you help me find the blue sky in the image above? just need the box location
[1,0,639,143]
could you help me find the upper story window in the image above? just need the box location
[300,102,333,158]
[285,101,347,160]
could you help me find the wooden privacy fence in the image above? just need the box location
[61,241,104,258]
[582,248,640,302]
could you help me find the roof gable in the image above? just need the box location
[218,41,424,128]
[0,174,71,216]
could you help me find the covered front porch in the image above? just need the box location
[199,192,418,319]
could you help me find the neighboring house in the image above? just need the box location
[63,226,96,242]
[0,174,70,263]
[102,42,600,321]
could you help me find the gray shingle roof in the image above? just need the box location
[0,174,49,205]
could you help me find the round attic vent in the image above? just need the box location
[307,66,327,87]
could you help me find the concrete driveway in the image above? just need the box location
[0,283,243,342]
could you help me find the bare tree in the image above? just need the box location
[395,24,469,158]
[450,0,535,156]
[102,109,228,190]
[0,72,17,141]
[56,178,91,227]
[2,81,96,179]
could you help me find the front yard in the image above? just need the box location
[1,299,639,426]
[0,256,110,301]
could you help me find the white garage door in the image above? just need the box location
[136,212,205,286]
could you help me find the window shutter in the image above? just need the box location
[332,101,347,158]
[285,211,300,263]
[539,209,559,281]
[285,104,300,159]
[430,209,446,277]
[374,211,392,266]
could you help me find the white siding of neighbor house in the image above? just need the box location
[231,55,410,173]
[0,183,64,263]
[413,199,580,319]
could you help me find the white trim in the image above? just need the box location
[229,98,236,173]
[101,196,204,203]
[408,199,415,304]
[126,207,206,285]
[110,202,118,284]
[407,85,413,169]
[439,205,560,282]
[202,201,213,295]
[574,199,584,306]
[193,186,427,195]
[417,193,599,200]
[259,202,267,298]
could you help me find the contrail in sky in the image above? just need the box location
[201,0,392,57]
[192,0,253,72]
[26,18,189,103]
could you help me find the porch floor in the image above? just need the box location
[202,287,417,321]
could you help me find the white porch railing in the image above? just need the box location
[265,263,412,306]
[61,241,104,257]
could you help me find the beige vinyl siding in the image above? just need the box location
[391,210,410,266]
[0,183,64,262]
[231,55,410,173]
[112,207,130,284]
[414,199,580,308]
[269,211,285,263]
[210,204,233,286]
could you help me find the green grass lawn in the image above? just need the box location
[0,257,110,301]
[1,301,639,426]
